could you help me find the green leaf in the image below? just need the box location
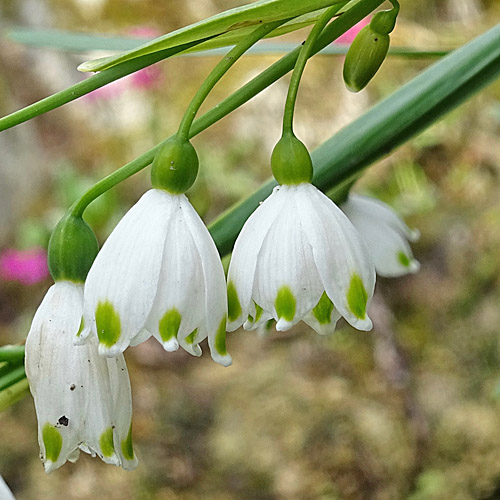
[0,365,26,392]
[0,345,25,362]
[209,22,500,256]
[5,27,146,52]
[0,377,29,412]
[78,0,347,72]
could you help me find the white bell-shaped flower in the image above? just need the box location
[25,281,137,473]
[79,189,231,366]
[227,183,376,335]
[341,194,420,278]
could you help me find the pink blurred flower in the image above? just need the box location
[335,17,370,44]
[85,79,128,101]
[0,247,49,285]
[130,64,163,90]
[86,26,164,100]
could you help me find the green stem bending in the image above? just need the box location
[209,22,500,256]
[177,20,287,141]
[0,37,214,132]
[389,0,400,13]
[70,0,381,218]
[282,5,339,134]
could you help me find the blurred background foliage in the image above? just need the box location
[2,0,500,499]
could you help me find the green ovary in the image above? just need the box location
[275,286,296,322]
[42,423,63,463]
[95,301,121,347]
[227,282,242,322]
[99,427,115,458]
[214,316,228,355]
[121,425,134,461]
[398,251,411,267]
[158,308,182,342]
[347,273,368,320]
[312,292,334,324]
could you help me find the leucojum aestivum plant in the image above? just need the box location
[0,0,500,475]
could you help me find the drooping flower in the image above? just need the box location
[227,183,376,335]
[79,189,231,366]
[0,475,15,500]
[0,247,49,285]
[25,281,137,473]
[341,194,420,278]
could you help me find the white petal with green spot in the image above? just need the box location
[81,189,174,356]
[342,194,420,278]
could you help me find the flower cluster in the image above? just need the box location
[24,172,419,474]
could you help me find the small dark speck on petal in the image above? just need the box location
[58,415,69,427]
[70,384,76,391]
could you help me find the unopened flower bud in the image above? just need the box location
[343,9,398,92]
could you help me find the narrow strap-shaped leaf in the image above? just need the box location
[0,345,25,363]
[78,0,347,72]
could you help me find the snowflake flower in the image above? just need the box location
[227,183,375,335]
[79,189,231,366]
[25,281,137,473]
[341,194,420,277]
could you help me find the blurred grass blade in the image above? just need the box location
[0,378,29,411]
[0,365,26,392]
[209,22,500,256]
[5,27,148,52]
[78,0,347,72]
[5,10,338,54]
[0,345,25,363]
[5,26,448,59]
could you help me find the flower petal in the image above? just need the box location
[342,194,420,277]
[145,196,205,356]
[25,282,119,471]
[107,354,138,470]
[82,189,172,356]
[78,337,120,467]
[25,282,87,472]
[296,184,375,331]
[227,185,288,330]
[303,292,342,335]
[181,196,231,366]
[252,185,324,331]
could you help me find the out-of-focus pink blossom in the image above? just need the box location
[85,26,164,100]
[127,26,161,39]
[130,64,163,90]
[335,17,370,44]
[85,79,128,101]
[127,27,164,90]
[0,247,49,285]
